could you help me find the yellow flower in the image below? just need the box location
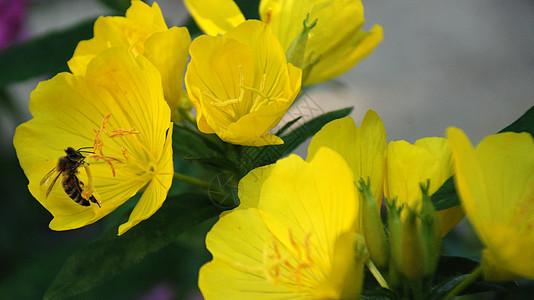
[447,127,534,280]
[199,148,364,299]
[68,0,191,121]
[13,47,173,235]
[385,137,463,235]
[184,0,382,85]
[307,110,387,212]
[185,20,302,146]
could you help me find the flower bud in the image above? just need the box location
[358,178,389,269]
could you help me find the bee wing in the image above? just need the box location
[40,167,62,198]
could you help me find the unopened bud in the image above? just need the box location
[358,178,389,269]
[285,14,318,73]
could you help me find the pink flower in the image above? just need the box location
[0,0,27,50]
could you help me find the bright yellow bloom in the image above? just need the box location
[385,137,463,235]
[448,128,534,280]
[69,0,191,121]
[184,0,382,85]
[185,20,302,146]
[199,148,364,299]
[307,110,387,212]
[13,47,173,235]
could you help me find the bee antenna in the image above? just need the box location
[77,146,94,151]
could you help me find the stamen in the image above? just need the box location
[263,230,315,287]
[121,147,129,163]
[109,128,140,138]
[205,65,246,111]
[88,114,138,177]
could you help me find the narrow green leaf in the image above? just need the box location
[275,116,302,136]
[44,193,222,300]
[238,107,353,176]
[0,19,95,88]
[97,0,132,14]
[432,105,534,210]
[431,177,458,211]
[498,105,534,136]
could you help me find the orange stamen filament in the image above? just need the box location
[88,114,139,177]
[263,230,314,287]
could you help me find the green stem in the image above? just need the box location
[443,265,483,300]
[173,172,210,190]
[366,259,390,290]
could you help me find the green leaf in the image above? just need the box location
[430,256,517,299]
[431,176,458,211]
[237,107,353,176]
[498,105,534,136]
[275,116,302,136]
[97,0,132,14]
[173,124,240,173]
[44,192,222,300]
[234,0,261,19]
[432,105,534,211]
[0,19,95,88]
[361,268,399,299]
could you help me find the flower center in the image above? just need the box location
[202,65,288,119]
[263,229,314,287]
[89,114,140,177]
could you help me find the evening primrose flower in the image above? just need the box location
[185,20,302,146]
[199,148,364,299]
[13,47,173,235]
[448,128,534,281]
[385,137,464,236]
[385,137,462,279]
[68,0,191,121]
[306,111,389,268]
[184,0,382,85]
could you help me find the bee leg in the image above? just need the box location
[81,163,101,208]
[90,195,101,208]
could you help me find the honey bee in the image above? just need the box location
[40,147,101,208]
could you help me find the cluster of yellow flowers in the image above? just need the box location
[13,0,382,235]
[11,0,534,298]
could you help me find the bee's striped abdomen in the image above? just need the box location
[62,175,90,206]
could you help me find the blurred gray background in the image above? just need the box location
[4,0,533,149]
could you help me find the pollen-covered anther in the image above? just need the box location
[81,190,92,200]
[109,128,140,138]
[121,147,129,163]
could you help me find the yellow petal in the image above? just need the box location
[143,27,191,116]
[305,24,383,85]
[237,164,275,210]
[199,208,292,299]
[385,137,452,213]
[184,0,245,36]
[68,1,174,77]
[308,110,387,209]
[436,205,464,237]
[257,148,358,297]
[448,127,534,279]
[118,123,173,235]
